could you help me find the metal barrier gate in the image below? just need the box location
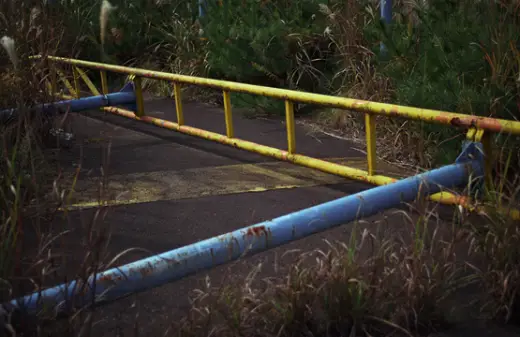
[4,55,520,316]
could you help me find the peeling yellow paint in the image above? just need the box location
[62,157,399,210]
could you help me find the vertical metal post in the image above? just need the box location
[285,100,296,154]
[49,66,57,97]
[173,82,184,125]
[133,77,145,117]
[380,0,392,54]
[365,113,377,175]
[72,66,80,99]
[100,70,109,95]
[466,128,494,193]
[479,131,494,192]
[223,90,234,138]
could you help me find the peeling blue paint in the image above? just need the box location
[6,143,484,316]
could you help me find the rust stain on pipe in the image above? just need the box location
[244,225,268,237]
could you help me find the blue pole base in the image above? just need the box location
[379,0,393,57]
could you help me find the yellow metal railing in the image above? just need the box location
[38,55,520,219]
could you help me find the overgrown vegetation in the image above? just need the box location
[27,0,519,163]
[1,2,61,303]
[59,0,517,167]
[1,0,520,336]
[370,0,520,165]
[177,207,466,337]
[1,2,115,335]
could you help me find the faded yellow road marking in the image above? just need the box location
[65,157,402,210]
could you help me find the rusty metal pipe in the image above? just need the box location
[101,107,476,208]
[32,55,520,136]
[6,143,483,315]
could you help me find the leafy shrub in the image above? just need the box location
[43,0,200,65]
[364,0,520,164]
[199,0,338,113]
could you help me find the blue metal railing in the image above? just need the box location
[5,141,484,316]
[0,82,137,125]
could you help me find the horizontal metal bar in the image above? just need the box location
[45,90,135,113]
[0,83,136,123]
[109,110,393,183]
[44,95,520,221]
[32,55,520,136]
[8,142,483,314]
[98,107,469,204]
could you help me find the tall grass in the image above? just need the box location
[1,2,60,302]
[465,147,520,325]
[172,176,520,336]
[174,198,474,337]
[0,2,118,335]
